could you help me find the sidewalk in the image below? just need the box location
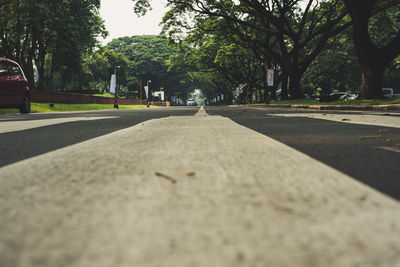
[248,103,400,111]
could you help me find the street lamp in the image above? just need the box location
[114,66,120,109]
[147,80,151,107]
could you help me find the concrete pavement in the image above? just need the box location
[251,103,400,111]
[270,112,400,128]
[1,107,399,267]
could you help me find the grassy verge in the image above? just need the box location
[92,92,127,98]
[269,99,400,105]
[0,103,153,114]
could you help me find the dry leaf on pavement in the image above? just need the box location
[186,172,196,177]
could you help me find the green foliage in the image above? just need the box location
[0,0,106,90]
[0,103,151,114]
[83,35,196,100]
[368,4,400,48]
[86,49,129,91]
[302,28,361,95]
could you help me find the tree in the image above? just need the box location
[86,49,129,91]
[135,0,352,99]
[104,35,194,100]
[0,0,106,90]
[302,27,361,95]
[343,0,400,98]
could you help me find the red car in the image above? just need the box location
[0,57,31,113]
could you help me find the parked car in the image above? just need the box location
[0,57,31,113]
[319,91,358,102]
[342,92,358,100]
[329,92,349,101]
[186,99,197,106]
[382,88,400,99]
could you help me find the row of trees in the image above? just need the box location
[0,0,197,101]
[134,0,400,100]
[2,0,400,102]
[86,35,195,100]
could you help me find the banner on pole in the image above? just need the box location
[144,86,149,99]
[267,69,274,86]
[110,74,116,94]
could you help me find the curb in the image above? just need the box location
[247,104,400,111]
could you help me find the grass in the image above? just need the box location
[0,103,154,114]
[92,92,126,98]
[269,98,400,105]
[270,99,320,105]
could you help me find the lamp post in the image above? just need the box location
[146,80,151,107]
[114,66,120,108]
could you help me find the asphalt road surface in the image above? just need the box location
[205,106,400,200]
[1,106,399,267]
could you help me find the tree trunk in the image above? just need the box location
[281,72,289,100]
[289,72,303,99]
[263,65,269,103]
[344,0,400,99]
[248,87,253,104]
[359,63,385,99]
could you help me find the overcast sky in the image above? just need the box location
[99,0,168,45]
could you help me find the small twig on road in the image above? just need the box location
[155,172,177,184]
[360,135,383,140]
[378,146,400,153]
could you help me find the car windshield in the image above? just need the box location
[10,63,22,77]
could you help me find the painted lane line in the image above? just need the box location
[0,116,119,134]
[0,111,399,266]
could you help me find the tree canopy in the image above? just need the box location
[2,0,400,101]
[132,0,400,100]
[0,0,106,90]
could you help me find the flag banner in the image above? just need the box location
[110,74,116,94]
[144,86,149,99]
[267,69,274,86]
[221,94,224,100]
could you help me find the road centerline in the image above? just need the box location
[1,110,399,267]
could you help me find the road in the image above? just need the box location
[0,106,399,267]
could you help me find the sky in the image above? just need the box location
[99,0,168,45]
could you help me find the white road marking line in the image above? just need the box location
[271,112,400,128]
[1,110,399,266]
[0,116,119,134]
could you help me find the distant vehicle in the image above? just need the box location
[343,92,358,100]
[382,88,400,99]
[0,57,31,113]
[320,91,358,102]
[186,99,197,106]
[329,92,358,101]
[329,92,348,101]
